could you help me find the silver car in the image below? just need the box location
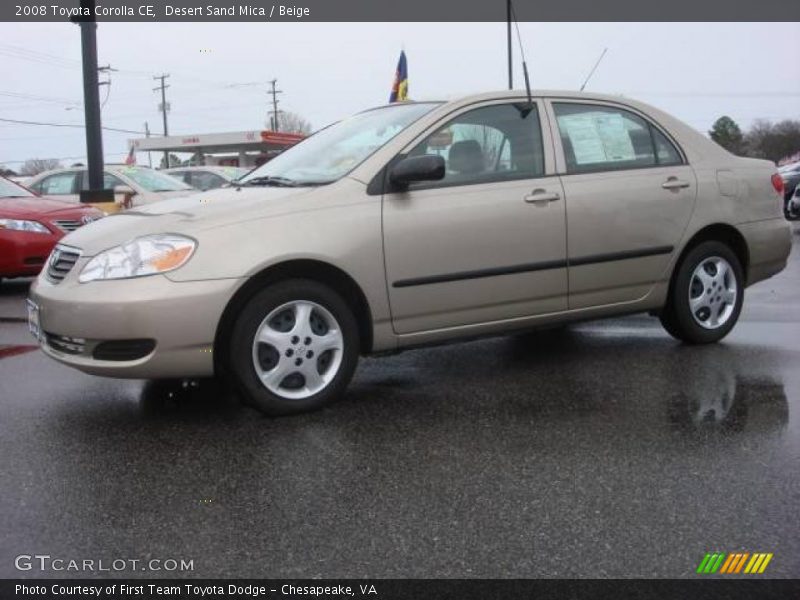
[165,166,250,191]
[29,90,792,415]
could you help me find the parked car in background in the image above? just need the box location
[0,176,103,282]
[166,166,250,191]
[778,162,800,219]
[788,186,800,220]
[26,165,195,207]
[29,91,791,416]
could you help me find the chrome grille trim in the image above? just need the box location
[45,245,81,284]
[52,219,81,232]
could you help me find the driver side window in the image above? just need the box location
[408,103,545,188]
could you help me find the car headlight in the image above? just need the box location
[79,234,197,283]
[0,219,51,234]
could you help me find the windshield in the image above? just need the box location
[115,167,193,192]
[0,178,35,198]
[220,167,249,180]
[239,102,441,186]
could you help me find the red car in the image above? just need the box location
[0,176,104,281]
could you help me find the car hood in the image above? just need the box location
[0,195,93,218]
[58,185,321,256]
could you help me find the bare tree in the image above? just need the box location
[19,158,62,176]
[743,119,800,163]
[270,111,313,135]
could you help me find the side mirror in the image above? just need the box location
[113,184,136,209]
[113,184,135,196]
[389,155,445,188]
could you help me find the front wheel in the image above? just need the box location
[228,279,360,416]
[660,241,744,344]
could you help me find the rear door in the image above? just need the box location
[382,100,568,334]
[546,100,696,309]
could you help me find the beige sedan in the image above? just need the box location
[28,91,792,415]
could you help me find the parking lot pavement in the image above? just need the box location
[1,228,798,579]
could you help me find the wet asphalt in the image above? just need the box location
[1,228,799,579]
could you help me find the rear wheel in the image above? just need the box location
[660,241,744,344]
[228,279,360,416]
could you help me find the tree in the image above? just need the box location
[19,158,62,176]
[159,153,183,169]
[744,119,800,163]
[0,165,17,177]
[709,116,745,155]
[270,111,313,135]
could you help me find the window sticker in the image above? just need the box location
[559,112,636,165]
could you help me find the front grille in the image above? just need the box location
[46,245,81,283]
[93,339,156,361]
[52,219,81,232]
[45,332,86,355]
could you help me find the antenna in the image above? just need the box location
[508,0,533,116]
[580,48,608,92]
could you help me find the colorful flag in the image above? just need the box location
[124,144,136,166]
[389,50,408,103]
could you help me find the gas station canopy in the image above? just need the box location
[130,130,304,157]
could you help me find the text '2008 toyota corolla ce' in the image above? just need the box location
[29,91,792,415]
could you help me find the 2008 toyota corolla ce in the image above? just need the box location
[28,91,792,415]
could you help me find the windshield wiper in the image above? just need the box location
[239,176,301,187]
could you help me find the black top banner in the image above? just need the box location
[4,0,800,22]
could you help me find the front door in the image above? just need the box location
[382,101,568,334]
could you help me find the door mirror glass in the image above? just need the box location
[389,155,445,187]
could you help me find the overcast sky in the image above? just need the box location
[1,22,798,168]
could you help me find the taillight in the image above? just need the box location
[771,173,784,195]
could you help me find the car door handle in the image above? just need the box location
[524,189,560,204]
[662,178,690,190]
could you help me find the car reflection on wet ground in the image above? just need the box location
[0,227,798,578]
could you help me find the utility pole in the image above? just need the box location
[506,0,513,90]
[268,79,282,131]
[153,74,170,168]
[76,0,111,203]
[144,121,152,168]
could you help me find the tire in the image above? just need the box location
[227,279,360,416]
[660,241,744,344]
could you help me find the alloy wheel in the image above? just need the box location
[688,256,737,330]
[251,300,344,400]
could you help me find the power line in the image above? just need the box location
[0,116,148,135]
[0,151,129,166]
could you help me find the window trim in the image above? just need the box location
[546,99,687,176]
[369,98,554,196]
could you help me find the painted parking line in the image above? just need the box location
[0,345,38,360]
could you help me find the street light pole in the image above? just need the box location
[507,0,513,90]
[77,0,107,199]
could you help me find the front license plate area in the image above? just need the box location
[26,299,41,341]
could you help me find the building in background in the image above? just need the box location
[129,130,305,169]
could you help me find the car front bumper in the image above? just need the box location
[0,231,59,278]
[29,272,242,378]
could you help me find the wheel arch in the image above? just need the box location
[670,223,751,293]
[213,259,374,375]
